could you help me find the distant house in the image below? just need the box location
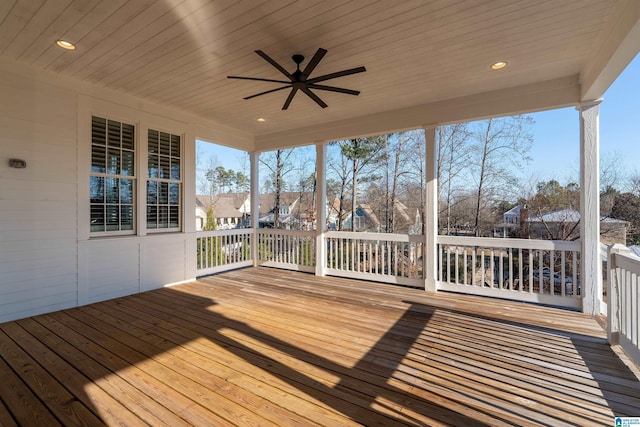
[196,192,314,230]
[256,192,315,229]
[329,198,417,233]
[497,205,524,237]
[195,201,207,231]
[196,193,249,230]
[499,206,629,245]
[526,209,628,245]
[342,203,381,232]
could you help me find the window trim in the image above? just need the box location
[78,95,192,241]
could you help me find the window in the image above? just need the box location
[90,116,135,234]
[146,129,181,230]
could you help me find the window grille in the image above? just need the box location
[146,129,181,231]
[90,116,135,234]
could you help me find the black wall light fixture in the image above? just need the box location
[9,159,27,168]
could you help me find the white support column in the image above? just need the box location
[315,143,327,276]
[183,127,197,280]
[578,99,603,315]
[424,126,438,292]
[250,152,260,267]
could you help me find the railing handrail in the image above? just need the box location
[437,235,581,251]
[257,229,316,237]
[327,230,424,243]
[609,245,640,270]
[196,228,253,238]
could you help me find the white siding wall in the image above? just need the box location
[79,239,140,304]
[0,70,79,323]
[78,234,190,305]
[0,61,248,323]
[140,235,189,292]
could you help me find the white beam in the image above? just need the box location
[581,1,640,100]
[579,99,603,315]
[315,143,327,277]
[255,76,579,151]
[424,127,438,293]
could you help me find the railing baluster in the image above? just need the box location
[498,250,504,289]
[446,246,451,283]
[561,250,566,296]
[471,247,476,287]
[517,249,523,293]
[329,237,334,269]
[386,242,391,276]
[401,242,405,278]
[462,248,467,285]
[454,247,459,284]
[550,249,556,296]
[508,248,513,291]
[489,248,500,288]
[480,249,485,287]
[538,250,543,294]
[374,242,379,274]
[436,244,440,282]
[352,239,355,272]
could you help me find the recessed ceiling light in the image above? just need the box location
[56,40,76,50]
[490,61,508,70]
[257,118,266,122]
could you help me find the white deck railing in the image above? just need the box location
[437,236,581,308]
[608,244,640,367]
[257,229,316,273]
[325,231,424,287]
[196,229,252,276]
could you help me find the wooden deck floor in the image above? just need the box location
[1,267,639,426]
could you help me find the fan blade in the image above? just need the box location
[307,66,366,84]
[243,85,291,100]
[282,87,299,110]
[228,76,290,84]
[308,84,360,96]
[255,50,293,80]
[301,87,328,108]
[301,48,327,79]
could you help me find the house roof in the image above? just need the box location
[196,192,313,218]
[526,209,628,224]
[503,206,522,216]
[196,193,249,218]
[2,1,638,151]
[355,203,380,227]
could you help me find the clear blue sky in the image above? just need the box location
[528,53,639,183]
[198,54,639,185]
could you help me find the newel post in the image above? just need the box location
[424,126,438,292]
[250,151,260,267]
[606,244,627,345]
[315,143,327,276]
[578,99,603,315]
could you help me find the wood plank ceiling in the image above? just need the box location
[0,0,630,146]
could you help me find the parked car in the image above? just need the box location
[532,268,579,295]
